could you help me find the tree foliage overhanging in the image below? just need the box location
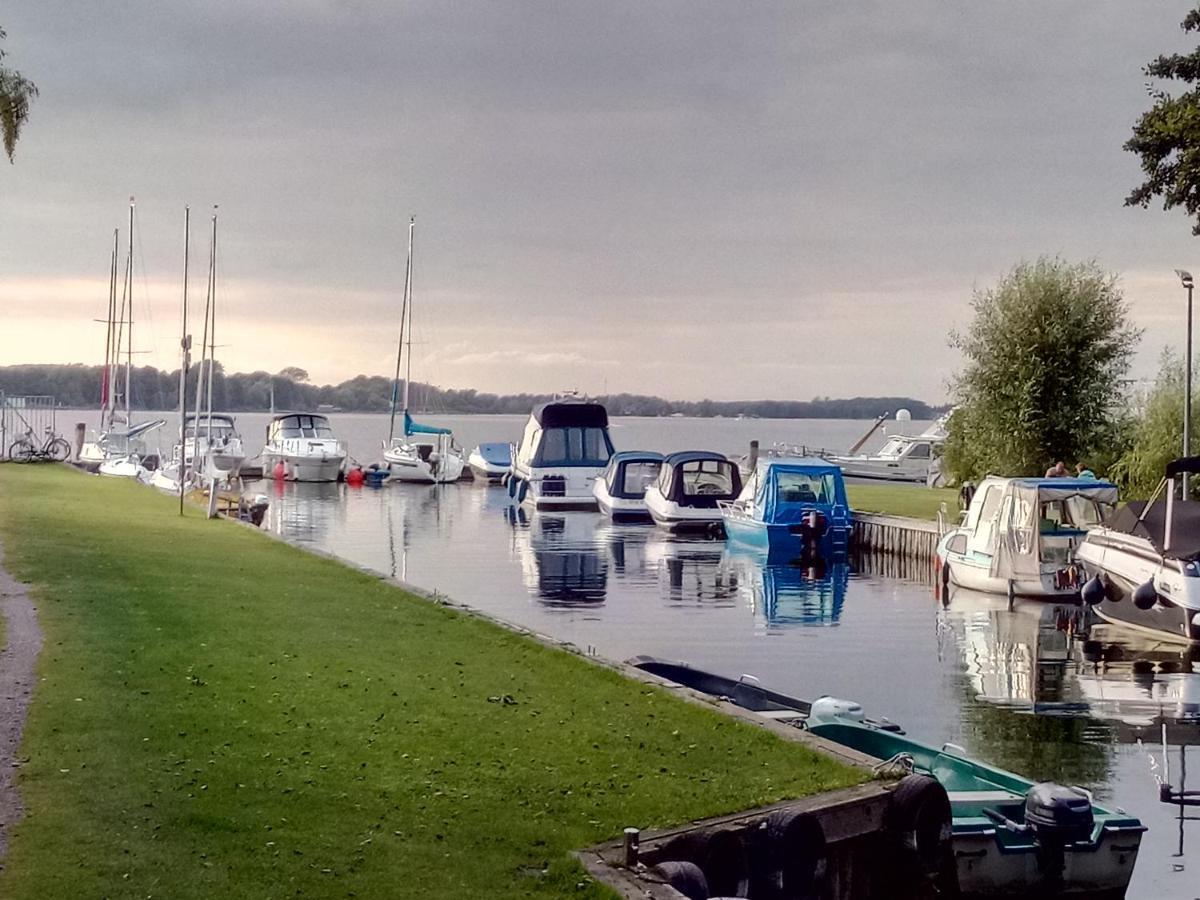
[0,363,941,420]
[1109,349,1196,496]
[944,258,1140,482]
[1125,6,1200,233]
[0,26,36,162]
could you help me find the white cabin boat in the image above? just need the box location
[937,476,1116,598]
[91,419,166,480]
[593,451,664,520]
[261,413,347,482]
[1075,457,1200,644]
[644,451,743,532]
[826,412,949,485]
[508,400,615,510]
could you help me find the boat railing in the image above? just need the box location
[770,441,839,459]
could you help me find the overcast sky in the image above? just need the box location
[3,2,1200,402]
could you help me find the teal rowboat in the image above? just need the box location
[631,657,1145,898]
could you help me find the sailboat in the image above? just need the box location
[91,198,165,479]
[153,208,246,494]
[382,217,466,484]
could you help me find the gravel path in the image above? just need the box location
[0,538,42,871]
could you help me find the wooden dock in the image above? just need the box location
[851,510,946,562]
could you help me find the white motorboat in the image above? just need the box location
[1075,457,1200,644]
[380,218,467,484]
[827,412,949,485]
[937,476,1116,598]
[644,451,743,532]
[467,442,512,483]
[593,451,664,520]
[261,413,347,482]
[98,453,151,481]
[507,399,615,510]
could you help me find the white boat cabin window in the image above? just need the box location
[906,442,931,460]
[185,420,236,441]
[876,438,907,458]
[621,461,660,495]
[680,460,734,496]
[1039,497,1111,532]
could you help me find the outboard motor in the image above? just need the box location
[809,696,865,722]
[1024,782,1094,884]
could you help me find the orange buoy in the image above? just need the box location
[273,461,287,480]
[346,466,365,486]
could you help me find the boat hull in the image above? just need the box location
[468,460,508,483]
[509,466,603,511]
[384,448,466,484]
[593,482,651,521]
[1076,536,1200,643]
[723,515,852,554]
[263,452,345,483]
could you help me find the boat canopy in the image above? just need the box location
[404,412,451,436]
[476,442,512,466]
[742,457,847,523]
[1105,500,1200,561]
[992,479,1118,578]
[604,451,664,499]
[269,413,335,440]
[656,451,742,507]
[532,401,608,429]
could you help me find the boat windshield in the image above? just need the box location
[773,471,839,504]
[680,460,734,496]
[275,415,336,440]
[620,461,660,495]
[876,438,908,458]
[1040,496,1112,531]
[185,422,237,441]
[536,426,613,467]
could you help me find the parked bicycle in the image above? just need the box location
[8,426,72,463]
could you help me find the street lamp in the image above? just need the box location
[1176,269,1194,499]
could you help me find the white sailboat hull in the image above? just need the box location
[383,443,466,484]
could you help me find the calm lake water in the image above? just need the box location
[68,410,1200,897]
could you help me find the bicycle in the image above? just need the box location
[8,426,72,463]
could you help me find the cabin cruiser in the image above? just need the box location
[644,451,742,532]
[1075,457,1200,643]
[826,412,949,485]
[467,442,512,483]
[593,451,663,521]
[508,399,615,510]
[720,456,851,556]
[937,476,1116,598]
[384,415,466,484]
[261,413,347,482]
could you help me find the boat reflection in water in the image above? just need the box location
[640,532,738,608]
[262,480,346,545]
[726,547,850,628]
[509,509,608,607]
[942,586,1200,729]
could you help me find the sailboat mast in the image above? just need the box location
[191,218,213,471]
[402,217,415,420]
[179,206,191,513]
[388,216,414,444]
[124,197,135,423]
[102,229,118,431]
[205,208,217,443]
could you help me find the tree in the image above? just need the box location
[1110,349,1196,496]
[0,27,37,162]
[278,366,309,383]
[945,258,1140,482]
[1125,6,1200,233]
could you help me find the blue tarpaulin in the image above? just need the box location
[405,412,451,436]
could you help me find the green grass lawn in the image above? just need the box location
[0,465,863,899]
[847,483,961,521]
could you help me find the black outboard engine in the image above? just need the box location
[1024,782,1094,884]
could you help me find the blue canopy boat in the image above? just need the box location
[630,656,1145,899]
[467,442,513,483]
[720,457,852,556]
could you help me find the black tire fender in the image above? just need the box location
[754,808,827,900]
[661,828,749,898]
[886,774,952,882]
[648,860,708,900]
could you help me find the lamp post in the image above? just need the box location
[1175,269,1194,499]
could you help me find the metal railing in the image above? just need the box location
[0,394,59,460]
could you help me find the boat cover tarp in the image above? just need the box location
[475,442,512,466]
[1166,456,1200,477]
[532,401,608,428]
[404,412,451,436]
[1106,500,1200,560]
[750,458,846,524]
[993,480,1118,579]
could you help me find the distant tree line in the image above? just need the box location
[0,363,941,420]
